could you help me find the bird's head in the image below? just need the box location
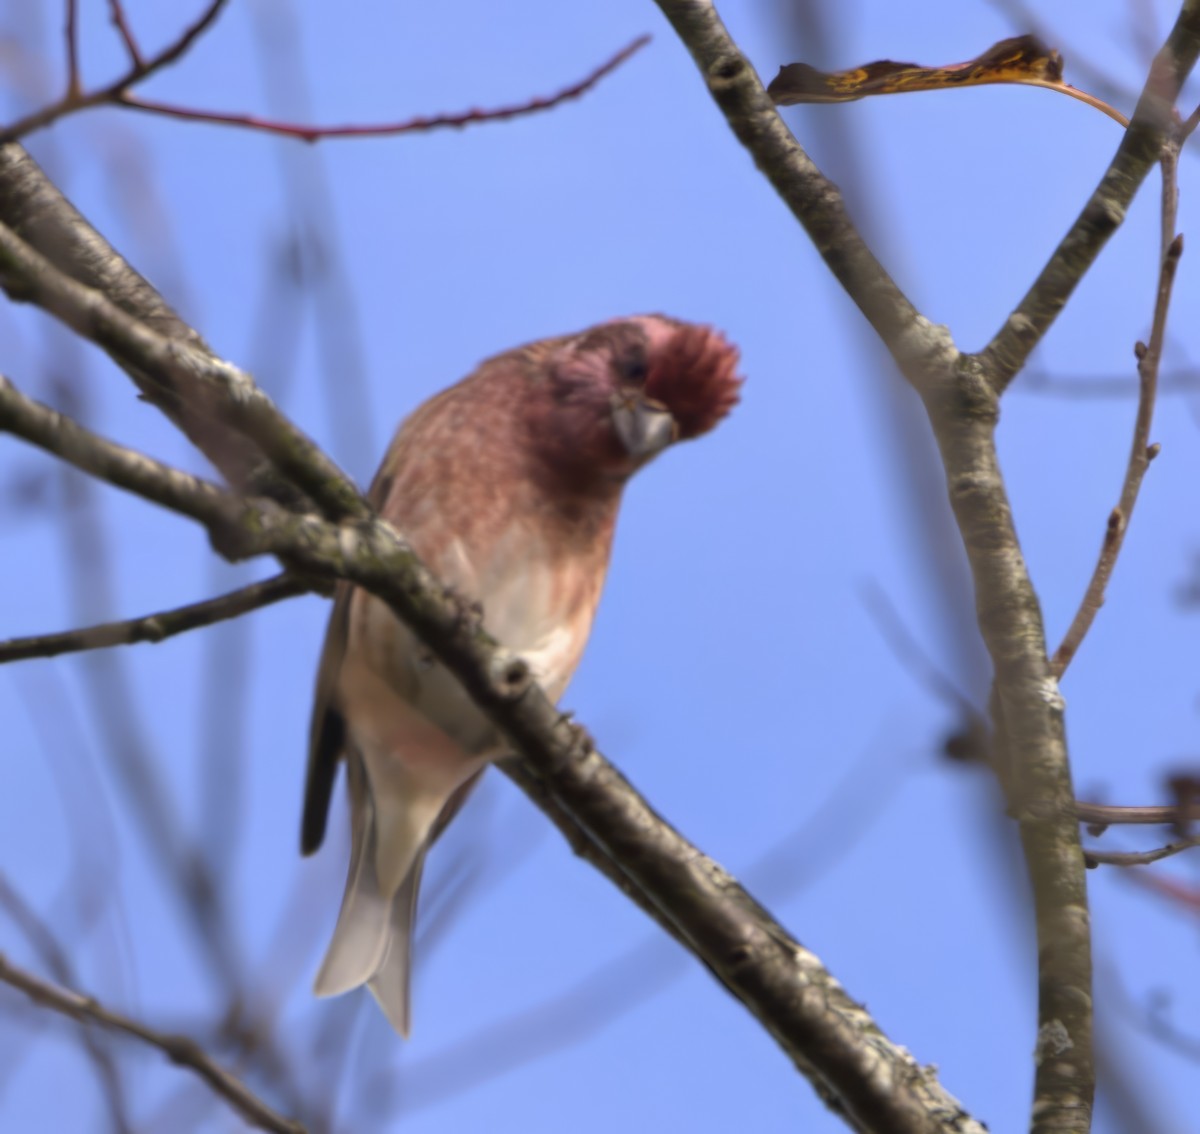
[528,315,741,487]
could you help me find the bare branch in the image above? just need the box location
[0,218,366,522]
[0,371,983,1134]
[0,573,312,663]
[116,36,651,141]
[0,15,644,149]
[0,63,981,1121]
[651,1,1096,1129]
[0,141,306,511]
[1052,160,1183,676]
[649,0,927,367]
[0,373,245,537]
[63,0,82,98]
[0,878,131,1132]
[981,0,1200,392]
[0,954,305,1134]
[1084,835,1200,866]
[1076,800,1200,826]
[106,0,144,67]
[921,358,1094,1132]
[0,0,230,143]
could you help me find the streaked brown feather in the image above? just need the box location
[302,316,741,1034]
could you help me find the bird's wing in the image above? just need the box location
[301,580,353,856]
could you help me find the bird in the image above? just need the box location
[302,315,741,1036]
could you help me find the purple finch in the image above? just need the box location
[302,315,741,1035]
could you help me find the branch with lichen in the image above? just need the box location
[0,349,982,1131]
[0,218,364,523]
[636,0,1200,1129]
[980,0,1200,391]
[4,0,1194,1119]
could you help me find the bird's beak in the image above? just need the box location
[611,393,678,463]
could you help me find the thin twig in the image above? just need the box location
[0,22,646,146]
[106,0,144,67]
[0,573,313,663]
[0,366,983,1134]
[0,84,980,1125]
[1052,141,1184,677]
[116,36,651,141]
[0,878,132,1133]
[63,0,82,98]
[0,954,305,1134]
[981,0,1200,391]
[1,0,229,142]
[1076,800,1200,826]
[1083,835,1200,866]
[652,1,1096,1129]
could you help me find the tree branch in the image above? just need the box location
[0,878,131,1132]
[0,39,983,1119]
[927,361,1093,1134]
[0,0,231,143]
[644,2,1172,1129]
[106,0,144,68]
[0,953,305,1134]
[980,0,1200,392]
[0,572,312,663]
[0,142,337,515]
[1,11,644,147]
[0,217,365,522]
[1075,800,1200,827]
[0,373,247,537]
[1051,203,1182,677]
[648,0,931,368]
[114,36,650,141]
[0,370,983,1134]
[1083,835,1200,867]
[63,0,82,98]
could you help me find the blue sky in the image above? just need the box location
[2,1,1198,1131]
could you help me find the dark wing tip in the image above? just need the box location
[301,706,345,855]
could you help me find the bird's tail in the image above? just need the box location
[313,754,433,1038]
[313,753,485,1037]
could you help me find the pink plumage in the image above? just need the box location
[303,315,741,1035]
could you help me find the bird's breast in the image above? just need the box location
[342,520,611,757]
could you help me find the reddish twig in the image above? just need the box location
[107,0,144,68]
[1,25,647,145]
[0,0,230,142]
[1051,138,1183,677]
[64,0,82,97]
[114,35,651,142]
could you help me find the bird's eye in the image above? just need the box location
[620,353,647,385]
